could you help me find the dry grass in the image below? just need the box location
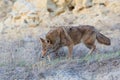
[32,51,120,70]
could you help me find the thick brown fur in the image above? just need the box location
[40,25,111,59]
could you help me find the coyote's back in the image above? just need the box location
[65,25,111,46]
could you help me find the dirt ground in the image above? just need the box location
[0,54,120,80]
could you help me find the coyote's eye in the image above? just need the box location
[47,40,49,43]
[47,40,51,44]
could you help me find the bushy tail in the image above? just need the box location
[96,32,111,45]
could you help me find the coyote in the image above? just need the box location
[40,25,111,60]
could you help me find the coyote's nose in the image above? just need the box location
[41,56,44,58]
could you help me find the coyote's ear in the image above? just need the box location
[57,27,62,35]
[40,38,45,43]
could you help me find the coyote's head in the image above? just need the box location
[40,38,53,58]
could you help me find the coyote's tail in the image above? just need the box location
[96,32,111,45]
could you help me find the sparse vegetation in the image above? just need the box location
[16,61,27,67]
[34,51,120,68]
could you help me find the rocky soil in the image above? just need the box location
[0,55,120,80]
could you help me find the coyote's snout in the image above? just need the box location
[40,25,111,60]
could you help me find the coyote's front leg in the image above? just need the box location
[67,44,74,59]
